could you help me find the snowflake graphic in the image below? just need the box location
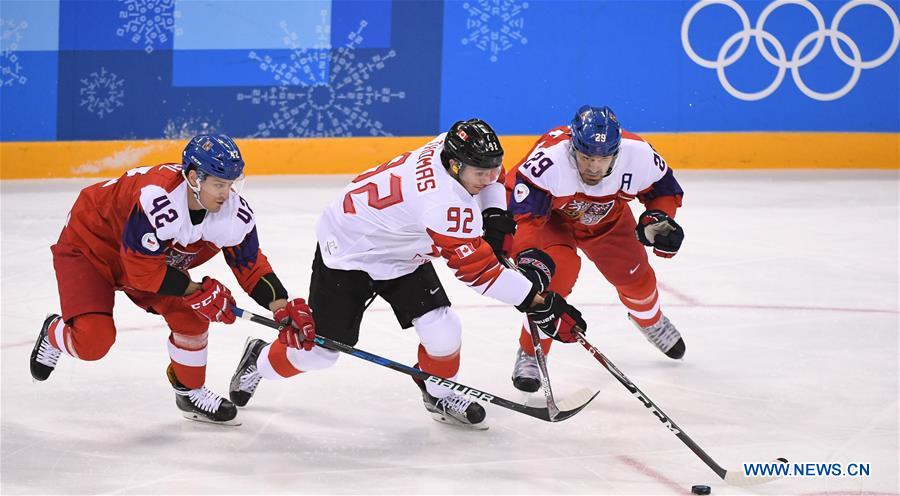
[461,0,529,63]
[80,67,126,119]
[1,18,28,86]
[163,116,220,140]
[237,12,405,138]
[116,0,180,54]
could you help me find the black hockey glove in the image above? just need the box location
[636,210,684,258]
[513,248,555,312]
[526,292,586,343]
[482,207,517,259]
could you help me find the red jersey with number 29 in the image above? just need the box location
[507,126,684,239]
[316,133,533,307]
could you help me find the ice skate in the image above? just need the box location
[229,338,266,407]
[630,313,685,359]
[511,346,542,393]
[413,368,487,430]
[167,364,239,426]
[30,314,63,381]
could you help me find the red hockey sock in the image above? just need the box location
[618,273,661,327]
[167,332,208,390]
[417,344,460,379]
[267,340,303,378]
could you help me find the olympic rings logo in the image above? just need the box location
[681,0,899,101]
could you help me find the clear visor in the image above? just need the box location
[459,164,502,183]
[196,171,245,195]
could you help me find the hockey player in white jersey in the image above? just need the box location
[505,105,687,393]
[229,119,587,428]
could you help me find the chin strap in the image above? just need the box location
[448,161,468,191]
[182,169,210,211]
[603,153,618,178]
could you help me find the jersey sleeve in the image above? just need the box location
[205,194,259,248]
[636,145,684,217]
[137,183,184,242]
[427,229,533,307]
[222,226,276,295]
[421,202,532,307]
[118,170,190,293]
[639,168,683,217]
[507,173,553,223]
[120,204,170,293]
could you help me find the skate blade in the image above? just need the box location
[430,412,489,431]
[180,411,242,426]
[520,391,547,407]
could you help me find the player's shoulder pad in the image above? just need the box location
[203,193,257,248]
[617,134,667,191]
[131,163,186,193]
[514,138,573,196]
[534,126,571,150]
[137,183,186,241]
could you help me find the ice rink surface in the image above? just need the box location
[2,170,898,495]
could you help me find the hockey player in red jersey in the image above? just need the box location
[228,119,586,429]
[30,134,315,425]
[505,105,687,393]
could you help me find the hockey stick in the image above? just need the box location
[526,319,560,419]
[574,330,788,486]
[497,255,562,419]
[231,305,599,423]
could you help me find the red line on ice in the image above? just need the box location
[617,454,689,494]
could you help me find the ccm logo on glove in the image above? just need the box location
[184,277,236,324]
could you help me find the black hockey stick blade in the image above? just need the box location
[232,306,599,423]
[574,330,788,486]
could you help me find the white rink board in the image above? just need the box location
[2,170,898,494]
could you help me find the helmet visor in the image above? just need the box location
[198,171,245,196]
[459,163,501,183]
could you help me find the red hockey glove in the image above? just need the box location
[273,298,316,351]
[526,292,587,343]
[184,277,236,324]
[636,210,684,258]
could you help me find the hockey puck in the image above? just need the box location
[691,485,711,495]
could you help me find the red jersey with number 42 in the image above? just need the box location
[315,133,533,307]
[58,164,273,295]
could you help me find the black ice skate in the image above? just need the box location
[30,314,63,381]
[511,346,541,393]
[167,364,239,426]
[413,366,487,430]
[229,338,266,407]
[630,313,686,359]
